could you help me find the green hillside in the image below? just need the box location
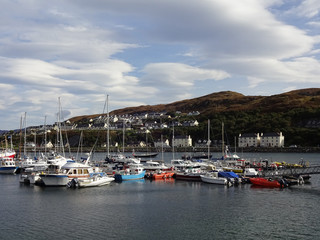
[68,88,320,147]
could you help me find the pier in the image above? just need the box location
[261,165,320,177]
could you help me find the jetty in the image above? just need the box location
[261,165,320,177]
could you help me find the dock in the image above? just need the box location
[261,165,320,177]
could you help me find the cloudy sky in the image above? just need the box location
[1,0,320,130]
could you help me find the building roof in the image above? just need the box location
[239,133,259,138]
[263,132,281,137]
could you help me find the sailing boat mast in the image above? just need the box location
[19,115,23,159]
[208,119,210,161]
[58,97,65,157]
[24,112,27,157]
[106,94,110,159]
[221,121,225,158]
[122,119,125,154]
[44,115,47,155]
[172,123,175,160]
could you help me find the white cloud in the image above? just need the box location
[286,0,320,18]
[142,63,230,87]
[247,77,266,89]
[0,0,320,129]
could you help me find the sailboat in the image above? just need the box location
[0,135,16,159]
[132,130,158,159]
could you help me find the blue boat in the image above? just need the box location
[218,171,242,184]
[114,163,146,181]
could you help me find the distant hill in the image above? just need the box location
[68,88,320,147]
[70,88,320,120]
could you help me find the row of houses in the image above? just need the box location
[238,132,285,148]
[153,132,285,149]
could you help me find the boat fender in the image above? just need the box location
[298,176,304,185]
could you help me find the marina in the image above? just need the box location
[0,152,320,239]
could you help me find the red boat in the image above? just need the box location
[249,177,282,188]
[152,171,175,180]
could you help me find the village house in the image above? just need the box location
[238,133,260,147]
[154,139,171,148]
[173,135,192,148]
[238,132,285,147]
[260,132,285,147]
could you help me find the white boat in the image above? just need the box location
[170,159,194,171]
[143,160,170,171]
[19,168,42,184]
[19,156,48,171]
[0,150,16,159]
[200,171,232,185]
[39,158,98,186]
[243,168,259,177]
[110,153,141,164]
[68,173,114,188]
[0,157,17,174]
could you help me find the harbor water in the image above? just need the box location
[1,152,320,240]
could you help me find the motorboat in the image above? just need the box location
[39,158,103,186]
[67,173,114,188]
[152,170,175,180]
[18,156,48,172]
[249,177,286,188]
[200,171,232,186]
[218,171,242,184]
[110,153,141,164]
[170,159,194,171]
[19,167,42,184]
[244,168,259,177]
[114,163,146,181]
[0,157,17,174]
[175,166,205,181]
[143,160,170,171]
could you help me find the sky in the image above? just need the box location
[0,0,320,130]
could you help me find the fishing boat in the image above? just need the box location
[114,163,146,181]
[200,171,232,186]
[0,157,17,174]
[249,177,285,188]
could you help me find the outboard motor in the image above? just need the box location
[67,178,79,188]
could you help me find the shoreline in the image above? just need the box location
[17,146,320,154]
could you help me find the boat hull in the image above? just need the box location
[200,174,228,185]
[175,173,201,181]
[39,174,69,186]
[115,170,146,181]
[152,172,174,180]
[0,167,17,174]
[78,176,114,187]
[249,178,281,188]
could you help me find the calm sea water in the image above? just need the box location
[1,152,320,240]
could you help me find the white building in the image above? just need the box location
[154,139,171,148]
[173,135,192,148]
[260,132,285,147]
[238,133,260,147]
